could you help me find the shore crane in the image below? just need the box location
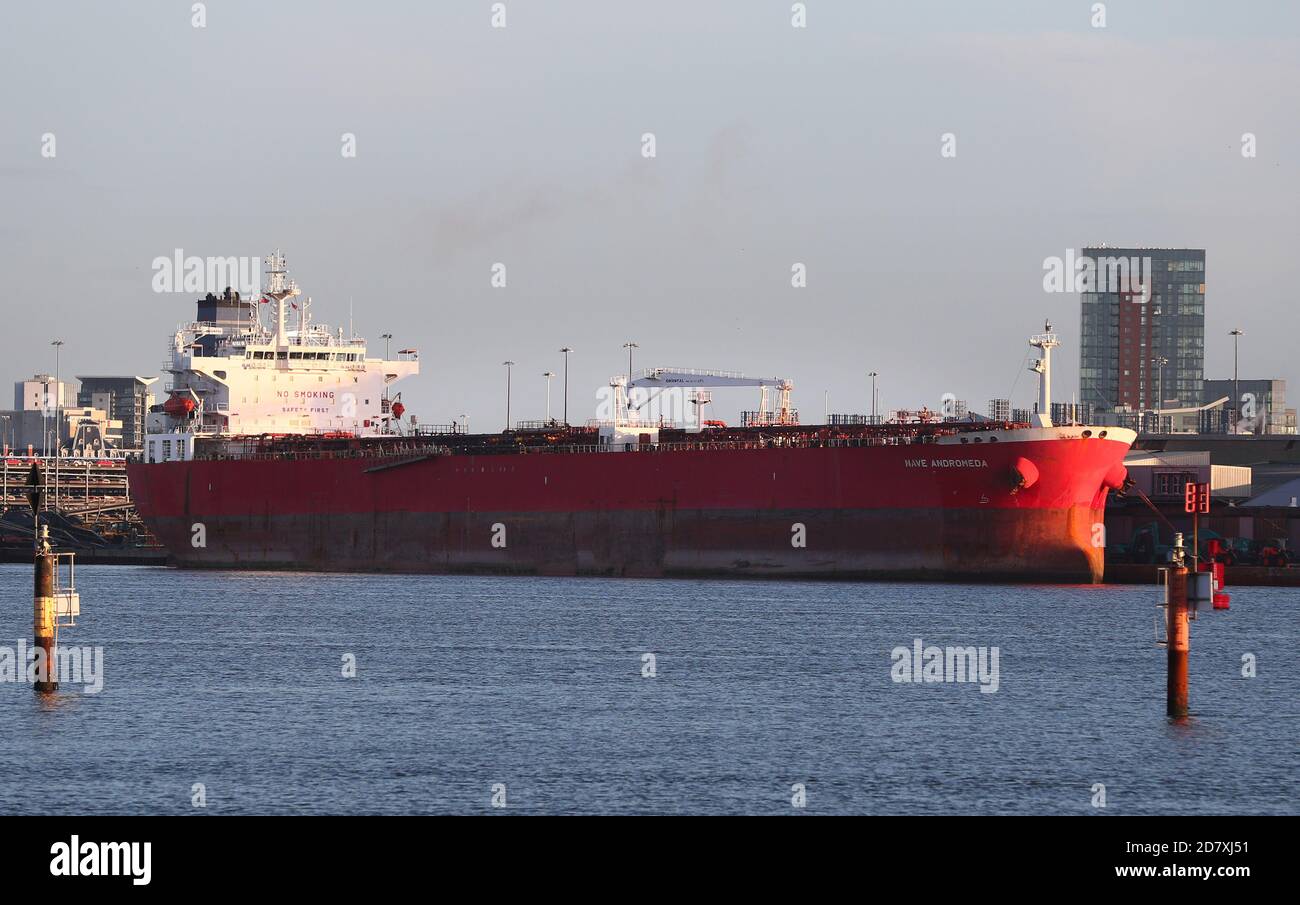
[628,367,798,430]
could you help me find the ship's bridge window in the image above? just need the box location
[290,352,303,360]
[276,351,287,360]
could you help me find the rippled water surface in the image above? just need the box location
[0,565,1295,814]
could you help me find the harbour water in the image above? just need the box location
[0,565,1294,815]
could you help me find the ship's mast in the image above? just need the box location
[263,250,300,346]
[1029,320,1059,428]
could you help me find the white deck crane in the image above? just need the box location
[628,367,797,431]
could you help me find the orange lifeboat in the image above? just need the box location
[163,394,197,419]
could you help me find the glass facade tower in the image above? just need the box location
[1079,247,1204,413]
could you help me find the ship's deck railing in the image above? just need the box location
[585,418,667,429]
[411,423,467,436]
[179,321,368,350]
[237,360,370,372]
[188,433,963,462]
[164,424,224,437]
[194,443,453,462]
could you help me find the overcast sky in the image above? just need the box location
[2,1,1297,426]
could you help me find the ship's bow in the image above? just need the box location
[934,425,1135,583]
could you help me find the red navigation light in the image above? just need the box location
[1185,481,1210,513]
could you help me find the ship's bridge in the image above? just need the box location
[146,252,419,461]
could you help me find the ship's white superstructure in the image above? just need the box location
[144,252,418,462]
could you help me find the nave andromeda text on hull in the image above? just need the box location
[128,254,1136,582]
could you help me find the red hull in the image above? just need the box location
[127,430,1132,582]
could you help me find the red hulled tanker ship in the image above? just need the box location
[127,254,1135,582]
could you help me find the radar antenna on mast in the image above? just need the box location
[1029,320,1060,428]
[262,250,301,345]
[264,250,289,295]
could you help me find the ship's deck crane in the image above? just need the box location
[628,367,797,430]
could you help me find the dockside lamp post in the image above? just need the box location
[52,340,64,507]
[1152,356,1168,433]
[503,361,514,431]
[559,347,573,425]
[1230,329,1244,432]
[623,341,638,386]
[543,372,556,423]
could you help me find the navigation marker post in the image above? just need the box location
[1164,536,1190,719]
[29,464,56,692]
[27,462,81,693]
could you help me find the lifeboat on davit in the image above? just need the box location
[162,390,198,419]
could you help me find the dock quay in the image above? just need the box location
[0,455,163,561]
